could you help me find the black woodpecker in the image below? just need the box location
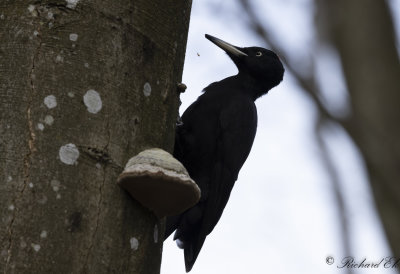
[165,34,284,272]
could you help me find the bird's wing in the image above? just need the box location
[205,96,257,233]
[184,97,257,271]
[166,97,218,241]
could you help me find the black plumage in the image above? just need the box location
[165,34,284,272]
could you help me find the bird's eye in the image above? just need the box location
[256,52,262,57]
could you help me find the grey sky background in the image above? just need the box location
[161,1,400,273]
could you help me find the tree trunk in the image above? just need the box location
[0,1,191,273]
[316,0,400,258]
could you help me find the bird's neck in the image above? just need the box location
[233,73,270,100]
[204,74,271,101]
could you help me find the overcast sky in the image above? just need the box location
[161,1,400,273]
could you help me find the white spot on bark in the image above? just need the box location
[47,12,54,20]
[44,115,54,125]
[143,82,151,97]
[153,224,158,243]
[40,231,47,238]
[27,5,37,17]
[83,89,102,114]
[84,63,89,68]
[51,179,61,192]
[8,205,15,211]
[66,0,80,9]
[69,33,78,42]
[29,183,34,188]
[33,30,39,37]
[37,123,44,131]
[55,55,64,63]
[56,194,61,199]
[95,163,101,169]
[130,237,139,251]
[7,176,12,182]
[59,143,79,165]
[67,92,75,98]
[44,95,57,109]
[31,244,41,252]
[28,5,35,12]
[0,14,4,20]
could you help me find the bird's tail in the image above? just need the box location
[183,235,206,272]
[166,206,207,272]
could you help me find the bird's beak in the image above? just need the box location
[205,34,248,57]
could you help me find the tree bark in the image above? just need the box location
[316,0,400,258]
[0,1,191,273]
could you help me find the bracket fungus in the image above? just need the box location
[117,148,200,218]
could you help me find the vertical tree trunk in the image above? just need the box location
[0,1,191,273]
[316,0,400,257]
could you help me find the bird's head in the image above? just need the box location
[205,34,284,97]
